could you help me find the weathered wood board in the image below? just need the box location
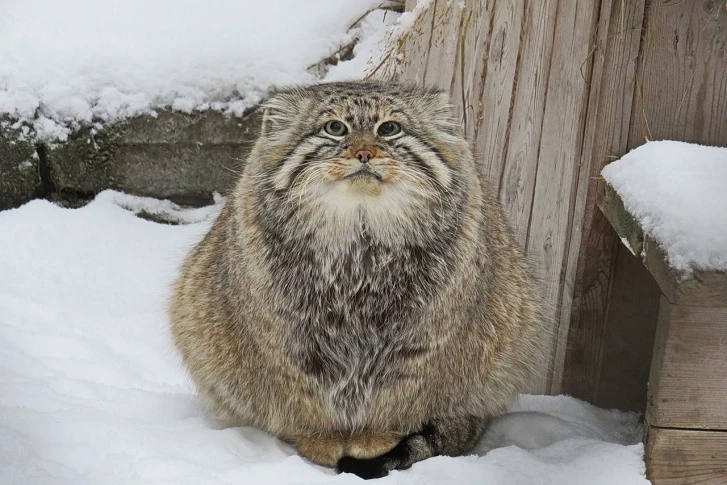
[648,297,727,430]
[629,0,727,147]
[646,427,727,485]
[599,184,727,307]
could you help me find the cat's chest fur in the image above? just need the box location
[266,227,446,419]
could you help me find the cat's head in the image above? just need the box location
[244,81,475,240]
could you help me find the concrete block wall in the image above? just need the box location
[0,109,262,210]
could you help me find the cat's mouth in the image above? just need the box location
[344,168,382,181]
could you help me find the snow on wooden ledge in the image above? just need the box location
[601,141,727,275]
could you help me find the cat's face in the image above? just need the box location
[249,82,470,233]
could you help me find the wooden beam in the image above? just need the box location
[648,297,727,430]
[600,184,727,307]
[646,427,727,485]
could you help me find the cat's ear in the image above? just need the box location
[423,89,454,115]
[260,91,308,137]
[420,89,458,131]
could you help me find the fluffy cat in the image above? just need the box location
[169,81,543,479]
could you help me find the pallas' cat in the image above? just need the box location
[169,81,543,479]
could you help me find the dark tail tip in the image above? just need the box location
[336,455,392,480]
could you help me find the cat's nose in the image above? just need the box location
[355,150,374,163]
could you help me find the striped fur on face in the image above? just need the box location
[251,82,467,243]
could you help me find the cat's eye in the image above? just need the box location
[377,121,401,137]
[324,120,348,137]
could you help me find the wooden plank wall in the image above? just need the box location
[564,0,727,406]
[374,0,727,396]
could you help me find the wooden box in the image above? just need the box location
[600,185,727,485]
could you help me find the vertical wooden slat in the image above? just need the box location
[386,0,438,82]
[450,0,496,141]
[629,0,727,146]
[498,0,559,247]
[471,0,526,185]
[524,0,601,392]
[556,0,648,397]
[423,0,465,91]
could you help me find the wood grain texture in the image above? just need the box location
[422,0,464,91]
[646,427,727,485]
[642,236,727,307]
[647,297,727,430]
[380,0,727,397]
[381,0,437,82]
[598,183,645,254]
[556,0,648,397]
[629,0,727,146]
[498,0,558,248]
[524,0,601,392]
[449,0,495,142]
[471,0,525,186]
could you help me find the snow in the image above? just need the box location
[620,237,636,256]
[391,0,434,35]
[0,192,651,484]
[602,141,727,274]
[0,0,387,141]
[325,9,400,82]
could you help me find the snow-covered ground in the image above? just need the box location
[0,0,396,141]
[0,193,651,484]
[1,1,653,481]
[602,141,727,274]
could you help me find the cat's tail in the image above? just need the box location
[336,416,487,479]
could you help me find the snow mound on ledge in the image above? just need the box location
[0,192,649,484]
[0,0,386,141]
[602,141,727,274]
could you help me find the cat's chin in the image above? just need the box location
[345,177,384,196]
